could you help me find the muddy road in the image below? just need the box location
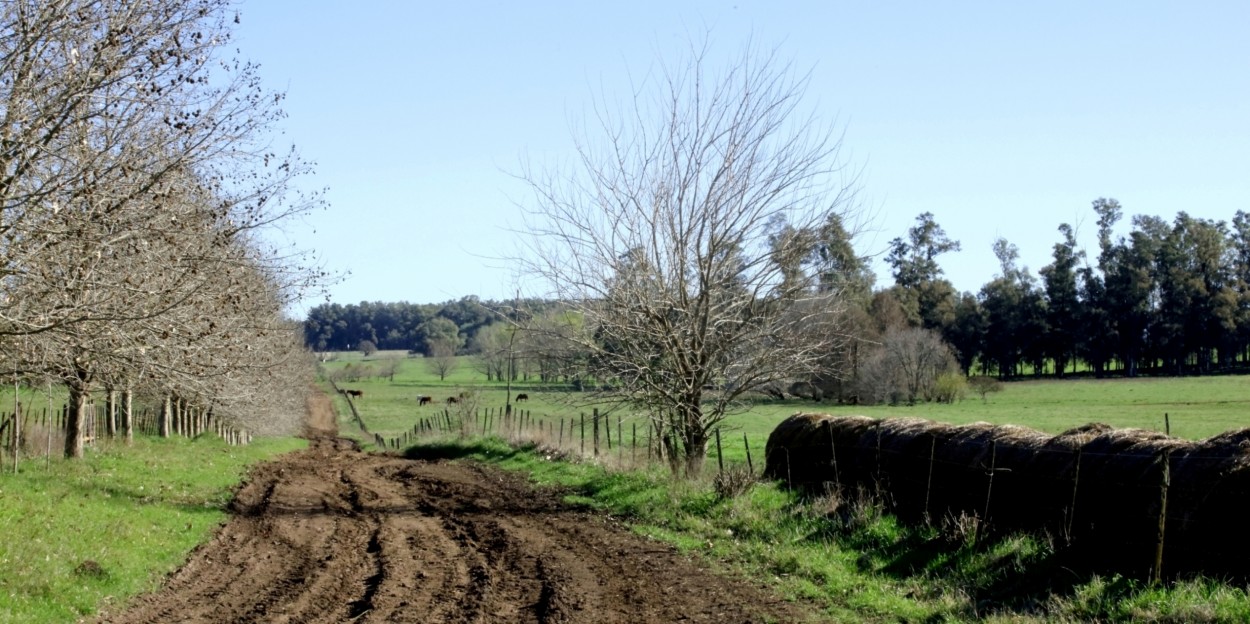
[97,394,812,623]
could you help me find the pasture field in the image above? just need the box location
[0,435,305,623]
[327,355,1250,619]
[321,353,1250,465]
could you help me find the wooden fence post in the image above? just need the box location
[593,409,600,457]
[715,428,724,475]
[874,422,883,491]
[647,423,653,462]
[1153,449,1171,585]
[981,440,997,539]
[744,433,753,475]
[827,421,840,488]
[1067,447,1082,544]
[924,435,936,521]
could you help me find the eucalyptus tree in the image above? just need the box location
[945,292,985,375]
[1093,199,1156,377]
[1230,211,1250,363]
[1040,224,1083,376]
[517,40,861,477]
[1151,213,1237,373]
[980,238,1045,377]
[886,212,961,330]
[1077,265,1115,377]
[767,211,873,400]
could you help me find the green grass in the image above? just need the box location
[0,434,305,623]
[740,375,1250,439]
[318,356,1250,620]
[406,436,1250,623]
[355,358,1250,622]
[322,353,1250,468]
[5,351,1233,622]
[712,375,1250,464]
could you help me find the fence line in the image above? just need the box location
[380,404,760,479]
[1,398,252,471]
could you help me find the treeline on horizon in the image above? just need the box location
[302,297,559,356]
[304,199,1250,382]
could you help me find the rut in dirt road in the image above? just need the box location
[97,397,813,623]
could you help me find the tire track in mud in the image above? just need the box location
[96,394,812,623]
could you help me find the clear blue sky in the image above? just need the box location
[236,1,1249,316]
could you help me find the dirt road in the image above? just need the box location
[97,394,811,623]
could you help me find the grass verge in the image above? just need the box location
[406,435,1250,623]
[0,434,305,623]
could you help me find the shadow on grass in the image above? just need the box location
[401,436,1248,620]
[797,496,1217,620]
[402,438,528,462]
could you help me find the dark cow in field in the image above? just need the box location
[446,396,459,405]
[343,389,364,398]
[417,395,432,406]
[515,393,529,402]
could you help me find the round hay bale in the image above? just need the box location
[762,416,1250,578]
[763,413,875,490]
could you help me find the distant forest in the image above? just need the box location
[302,297,555,356]
[304,200,1250,385]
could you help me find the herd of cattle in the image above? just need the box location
[341,390,532,406]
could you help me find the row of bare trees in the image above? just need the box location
[1,0,321,459]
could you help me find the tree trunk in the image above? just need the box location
[663,428,682,475]
[65,378,91,459]
[123,387,134,444]
[159,394,172,438]
[679,402,709,479]
[106,388,118,438]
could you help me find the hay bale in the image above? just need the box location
[764,416,1250,578]
[763,413,875,489]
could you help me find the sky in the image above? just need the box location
[233,1,1250,316]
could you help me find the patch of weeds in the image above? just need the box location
[711,465,757,500]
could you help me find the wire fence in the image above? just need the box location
[762,414,1250,581]
[0,399,253,473]
[369,404,758,478]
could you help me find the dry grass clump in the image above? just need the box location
[712,465,757,500]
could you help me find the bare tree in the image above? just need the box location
[0,1,324,457]
[425,338,458,381]
[861,327,959,405]
[377,356,401,382]
[469,324,509,381]
[517,40,860,477]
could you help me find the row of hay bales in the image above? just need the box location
[763,413,1250,578]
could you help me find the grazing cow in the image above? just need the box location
[418,395,432,406]
[345,389,364,398]
[515,393,529,402]
[446,396,459,404]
